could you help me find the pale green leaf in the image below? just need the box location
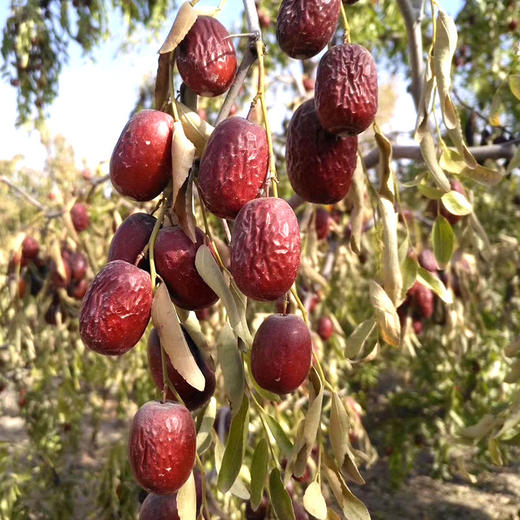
[196,397,216,455]
[441,190,473,215]
[177,471,197,520]
[345,319,376,359]
[432,215,455,268]
[303,481,327,520]
[416,267,453,304]
[217,325,244,415]
[509,74,520,100]
[369,280,400,347]
[152,284,205,391]
[265,415,294,457]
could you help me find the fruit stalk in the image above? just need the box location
[254,40,278,197]
[339,2,351,44]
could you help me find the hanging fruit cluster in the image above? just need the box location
[77,0,378,517]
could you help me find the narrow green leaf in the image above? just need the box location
[196,397,216,455]
[330,393,350,468]
[217,325,244,416]
[269,468,295,520]
[441,190,472,215]
[217,395,249,493]
[250,439,269,511]
[417,266,453,304]
[195,245,251,343]
[432,215,455,268]
[418,183,445,200]
[265,415,294,457]
[345,319,376,359]
[401,256,418,296]
[488,437,503,466]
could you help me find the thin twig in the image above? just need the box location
[396,0,424,110]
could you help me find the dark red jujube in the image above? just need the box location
[231,197,301,301]
[177,16,237,97]
[79,260,152,355]
[286,99,358,203]
[315,44,378,136]
[110,110,174,201]
[129,401,196,495]
[198,117,268,219]
[154,226,219,310]
[276,0,340,59]
[251,314,312,394]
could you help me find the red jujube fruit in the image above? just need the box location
[147,328,216,411]
[317,316,334,341]
[315,207,331,240]
[79,260,152,355]
[177,16,237,97]
[231,197,301,301]
[251,314,312,394]
[154,227,219,310]
[129,401,196,495]
[70,203,89,232]
[315,44,378,135]
[276,0,340,59]
[286,99,357,203]
[110,110,174,201]
[21,236,39,261]
[198,117,268,219]
[108,213,157,269]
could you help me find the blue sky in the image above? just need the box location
[0,1,462,173]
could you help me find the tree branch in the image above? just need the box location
[215,0,261,125]
[288,139,518,209]
[396,0,424,110]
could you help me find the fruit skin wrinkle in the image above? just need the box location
[315,43,378,136]
[231,197,301,302]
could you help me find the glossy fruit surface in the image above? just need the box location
[231,198,301,301]
[139,493,179,520]
[79,260,152,355]
[177,16,237,97]
[198,117,268,219]
[317,316,334,340]
[251,314,312,394]
[147,328,216,410]
[21,236,39,260]
[154,226,219,310]
[276,0,340,59]
[315,44,378,135]
[70,203,89,232]
[108,213,157,268]
[110,110,174,201]
[129,401,196,495]
[286,99,357,203]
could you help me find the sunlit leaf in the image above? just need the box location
[369,280,400,347]
[303,481,327,520]
[345,319,376,359]
[508,74,520,100]
[441,190,472,215]
[416,266,453,304]
[152,283,205,391]
[177,471,196,520]
[158,2,197,54]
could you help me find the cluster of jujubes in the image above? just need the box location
[77,1,378,515]
[8,232,90,324]
[278,0,378,204]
